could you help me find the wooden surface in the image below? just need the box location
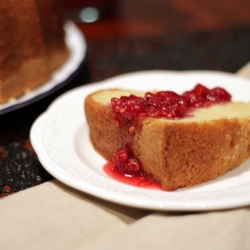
[1,0,250,196]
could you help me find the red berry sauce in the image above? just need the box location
[111,84,231,121]
[103,161,161,189]
[104,84,232,189]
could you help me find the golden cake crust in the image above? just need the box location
[84,89,250,190]
[0,0,69,104]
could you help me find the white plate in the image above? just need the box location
[30,70,250,211]
[0,21,86,115]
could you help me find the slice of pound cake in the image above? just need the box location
[84,84,250,191]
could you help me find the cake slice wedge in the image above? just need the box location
[84,88,250,191]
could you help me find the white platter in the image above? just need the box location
[30,70,250,211]
[0,21,86,115]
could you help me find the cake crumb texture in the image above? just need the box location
[0,0,69,104]
[84,89,250,190]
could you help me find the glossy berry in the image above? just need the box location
[113,144,140,174]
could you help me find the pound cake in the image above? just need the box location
[84,85,250,191]
[0,0,69,104]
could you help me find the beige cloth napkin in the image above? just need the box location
[1,65,250,250]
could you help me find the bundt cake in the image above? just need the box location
[84,86,250,191]
[0,0,69,104]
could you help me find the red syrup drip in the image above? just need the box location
[103,161,161,190]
